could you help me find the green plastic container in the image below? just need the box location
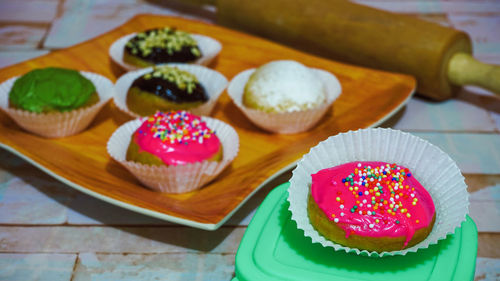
[233,183,478,281]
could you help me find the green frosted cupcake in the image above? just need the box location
[9,67,99,113]
[0,67,113,138]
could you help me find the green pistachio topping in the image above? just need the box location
[144,66,199,94]
[9,67,96,113]
[126,27,200,57]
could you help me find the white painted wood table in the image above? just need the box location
[0,1,499,280]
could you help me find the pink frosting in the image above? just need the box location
[133,111,221,166]
[311,161,435,248]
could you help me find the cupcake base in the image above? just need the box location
[307,195,436,252]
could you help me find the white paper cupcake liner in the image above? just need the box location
[114,63,228,118]
[287,128,469,257]
[109,33,222,72]
[0,71,114,138]
[107,116,239,193]
[227,68,341,134]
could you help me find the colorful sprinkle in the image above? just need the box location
[142,111,214,144]
[329,162,430,236]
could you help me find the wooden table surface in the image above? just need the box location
[0,1,499,280]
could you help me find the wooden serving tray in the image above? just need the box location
[0,15,415,230]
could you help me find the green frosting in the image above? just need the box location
[9,67,96,113]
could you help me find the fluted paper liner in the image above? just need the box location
[288,128,469,257]
[0,72,114,138]
[107,116,239,193]
[114,63,228,118]
[109,33,221,72]
[227,68,341,134]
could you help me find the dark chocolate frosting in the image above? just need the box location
[131,67,208,103]
[125,27,201,64]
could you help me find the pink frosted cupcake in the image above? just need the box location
[308,161,436,252]
[107,110,239,193]
[288,128,469,257]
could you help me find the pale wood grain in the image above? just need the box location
[478,233,500,258]
[0,226,245,253]
[0,14,415,226]
[465,174,500,193]
[73,252,235,281]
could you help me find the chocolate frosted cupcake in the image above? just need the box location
[127,66,208,116]
[123,27,201,67]
[114,64,228,118]
[109,28,222,71]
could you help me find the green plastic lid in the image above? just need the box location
[234,183,477,281]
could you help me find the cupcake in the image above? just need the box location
[109,27,222,71]
[126,65,209,116]
[227,60,341,134]
[243,60,326,113]
[123,27,202,67]
[0,67,113,138]
[107,110,239,193]
[288,128,469,257]
[114,64,227,118]
[308,161,436,252]
[9,67,98,113]
[126,111,222,166]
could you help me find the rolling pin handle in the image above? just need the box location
[448,52,500,95]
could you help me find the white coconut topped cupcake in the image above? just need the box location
[243,60,326,113]
[227,60,341,134]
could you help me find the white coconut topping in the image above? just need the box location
[244,60,325,112]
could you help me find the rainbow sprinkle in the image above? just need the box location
[139,111,215,145]
[339,163,419,225]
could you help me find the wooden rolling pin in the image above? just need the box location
[190,0,500,100]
